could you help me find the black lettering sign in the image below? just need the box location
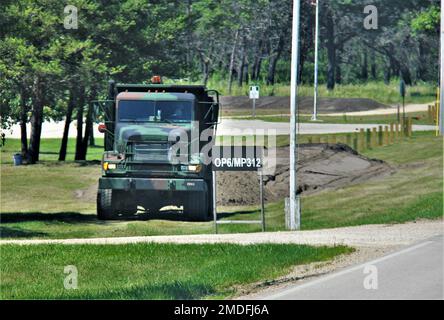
[212,146,263,171]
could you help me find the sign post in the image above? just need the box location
[249,86,260,118]
[289,0,301,231]
[211,146,265,233]
[311,0,320,122]
[440,0,444,135]
[400,80,406,123]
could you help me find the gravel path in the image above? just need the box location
[2,219,442,246]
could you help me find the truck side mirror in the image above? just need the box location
[98,124,107,133]
[212,103,219,123]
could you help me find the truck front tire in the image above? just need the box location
[97,189,115,220]
[183,191,211,221]
[97,190,138,220]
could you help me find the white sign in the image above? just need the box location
[249,86,260,100]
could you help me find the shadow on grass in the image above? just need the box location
[218,209,258,219]
[0,226,47,238]
[39,151,59,155]
[56,281,216,300]
[0,212,98,224]
[134,208,257,222]
[0,209,258,225]
[37,160,101,167]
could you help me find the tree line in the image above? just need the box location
[0,0,439,164]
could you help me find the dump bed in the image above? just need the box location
[115,84,208,97]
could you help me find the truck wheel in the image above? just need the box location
[207,181,214,219]
[184,192,210,221]
[97,189,116,220]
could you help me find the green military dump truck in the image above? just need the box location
[96,78,220,221]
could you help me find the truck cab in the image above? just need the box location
[97,80,219,221]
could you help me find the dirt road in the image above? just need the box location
[1,219,442,246]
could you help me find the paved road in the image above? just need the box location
[257,235,444,300]
[3,119,435,139]
[324,103,431,116]
[217,119,435,136]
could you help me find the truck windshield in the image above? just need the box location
[118,100,192,123]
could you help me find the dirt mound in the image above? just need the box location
[216,144,394,206]
[220,96,389,114]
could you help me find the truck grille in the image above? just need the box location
[133,142,170,163]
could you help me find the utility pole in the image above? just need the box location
[290,0,301,231]
[440,0,444,135]
[311,0,320,121]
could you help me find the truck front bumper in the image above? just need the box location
[99,177,207,192]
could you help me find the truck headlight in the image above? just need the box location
[188,165,202,173]
[103,162,117,171]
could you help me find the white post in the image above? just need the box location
[212,171,218,234]
[290,0,301,231]
[312,0,320,121]
[440,0,444,135]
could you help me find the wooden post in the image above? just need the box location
[389,123,394,144]
[402,118,407,137]
[366,129,372,150]
[359,129,365,151]
[353,132,358,151]
[378,126,383,146]
[408,117,413,137]
[384,126,389,145]
[314,136,321,144]
[395,122,399,142]
[331,135,337,144]
[433,104,437,123]
[346,133,352,147]
[372,128,377,148]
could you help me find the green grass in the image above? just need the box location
[301,131,443,228]
[173,78,437,105]
[0,132,442,239]
[233,111,437,126]
[0,243,351,299]
[0,138,104,164]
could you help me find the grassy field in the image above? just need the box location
[0,243,351,299]
[301,132,443,229]
[0,131,442,239]
[230,111,437,126]
[173,79,437,105]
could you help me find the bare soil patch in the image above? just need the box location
[216,144,394,206]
